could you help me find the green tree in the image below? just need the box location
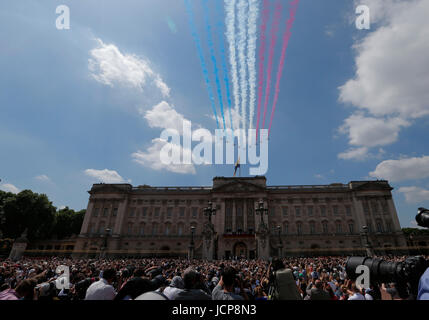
[52,207,85,239]
[1,190,56,240]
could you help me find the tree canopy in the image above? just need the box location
[0,190,85,240]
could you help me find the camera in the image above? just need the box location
[416,207,429,229]
[346,207,429,299]
[346,255,429,299]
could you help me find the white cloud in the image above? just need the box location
[89,38,170,97]
[0,183,20,194]
[132,138,196,175]
[142,101,186,133]
[342,0,429,118]
[369,156,429,182]
[398,186,429,203]
[84,169,127,183]
[34,174,51,182]
[338,147,369,161]
[339,0,429,159]
[339,114,410,148]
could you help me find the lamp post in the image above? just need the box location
[362,226,373,257]
[277,225,283,258]
[255,200,268,226]
[203,201,216,223]
[189,226,195,260]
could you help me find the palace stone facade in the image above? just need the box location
[73,177,407,259]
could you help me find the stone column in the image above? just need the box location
[80,199,95,234]
[232,199,236,233]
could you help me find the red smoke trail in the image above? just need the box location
[268,0,300,136]
[256,0,270,141]
[261,0,282,133]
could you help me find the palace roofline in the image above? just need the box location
[88,177,393,194]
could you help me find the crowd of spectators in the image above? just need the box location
[0,255,424,300]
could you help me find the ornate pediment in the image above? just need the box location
[212,180,266,193]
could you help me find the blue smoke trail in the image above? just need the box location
[184,0,219,129]
[202,0,226,130]
[216,0,234,130]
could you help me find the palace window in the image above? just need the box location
[142,208,147,217]
[179,207,185,217]
[167,207,173,218]
[103,208,108,217]
[112,208,118,217]
[376,220,384,233]
[282,207,288,217]
[322,222,328,234]
[320,206,326,217]
[386,221,392,232]
[308,206,314,217]
[336,222,342,234]
[333,206,339,216]
[295,207,301,217]
[93,208,99,217]
[129,208,135,217]
[154,208,160,217]
[348,223,354,234]
[296,222,302,235]
[192,207,198,218]
[346,206,352,216]
[363,202,370,215]
[309,222,316,234]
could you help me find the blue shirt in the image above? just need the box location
[418,267,429,300]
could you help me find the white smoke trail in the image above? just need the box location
[237,0,248,133]
[225,0,241,130]
[247,0,259,130]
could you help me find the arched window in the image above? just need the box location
[322,221,329,234]
[165,223,171,235]
[177,223,184,236]
[98,222,105,234]
[152,223,158,235]
[283,222,289,235]
[376,220,383,233]
[348,222,354,234]
[296,222,302,235]
[309,221,316,234]
[336,221,342,234]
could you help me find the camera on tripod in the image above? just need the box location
[346,207,429,299]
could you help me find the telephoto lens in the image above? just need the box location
[346,257,404,284]
[416,207,429,229]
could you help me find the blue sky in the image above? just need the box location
[0,0,428,228]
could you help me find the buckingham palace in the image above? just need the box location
[73,176,407,259]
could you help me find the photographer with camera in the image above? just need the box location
[212,266,248,300]
[267,258,302,300]
[346,208,429,300]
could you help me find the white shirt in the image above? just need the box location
[348,292,365,300]
[364,293,373,300]
[163,286,184,300]
[85,279,116,300]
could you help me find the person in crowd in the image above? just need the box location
[308,280,330,300]
[85,268,117,300]
[212,266,247,300]
[347,284,365,300]
[163,276,185,300]
[174,268,211,300]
